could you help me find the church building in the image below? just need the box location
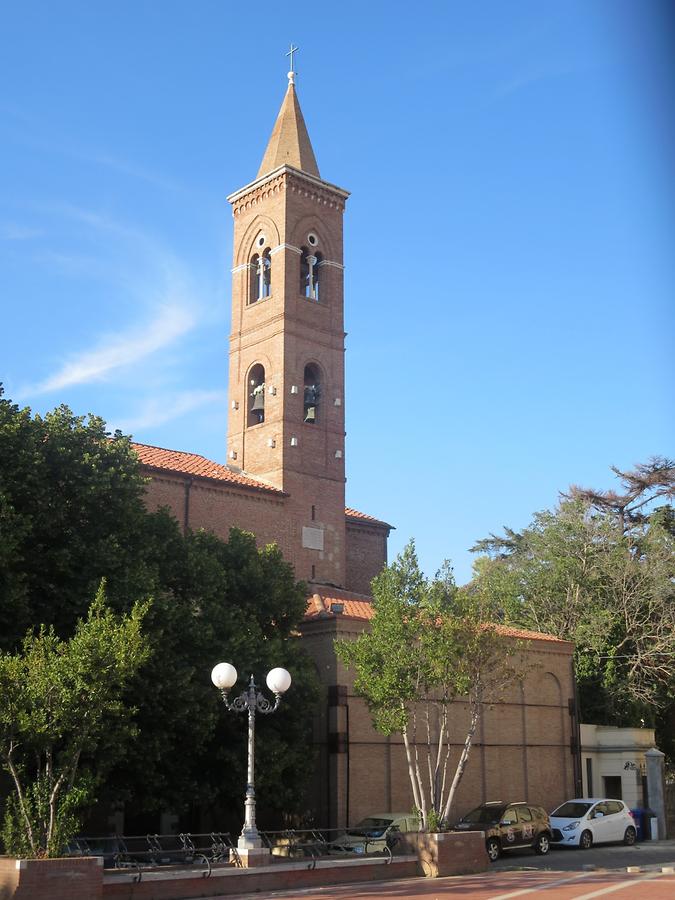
[134,69,581,827]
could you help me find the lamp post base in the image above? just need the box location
[234,847,271,867]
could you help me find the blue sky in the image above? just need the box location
[2,1,673,585]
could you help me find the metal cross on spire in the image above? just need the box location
[286,43,299,77]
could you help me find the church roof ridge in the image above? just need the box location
[257,75,320,179]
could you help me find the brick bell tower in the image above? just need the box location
[226,67,350,588]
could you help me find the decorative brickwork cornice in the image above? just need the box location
[228,166,349,216]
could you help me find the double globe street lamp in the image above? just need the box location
[211,662,292,861]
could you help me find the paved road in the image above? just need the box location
[492,838,675,873]
[220,841,675,900]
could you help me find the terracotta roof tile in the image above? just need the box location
[132,443,284,495]
[133,443,388,525]
[304,588,376,621]
[304,590,571,645]
[345,507,393,529]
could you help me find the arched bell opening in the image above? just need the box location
[303,363,322,425]
[249,249,271,304]
[247,364,266,426]
[300,248,322,301]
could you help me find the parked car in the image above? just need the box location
[449,801,552,862]
[549,798,636,849]
[329,812,419,853]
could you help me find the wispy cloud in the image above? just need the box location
[117,389,227,432]
[0,223,43,241]
[25,304,195,395]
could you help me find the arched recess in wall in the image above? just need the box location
[292,217,337,307]
[235,214,280,268]
[247,363,266,426]
[303,361,324,425]
[539,672,563,707]
[290,215,336,262]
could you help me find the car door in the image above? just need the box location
[517,806,536,846]
[605,801,625,841]
[500,806,523,848]
[590,802,613,844]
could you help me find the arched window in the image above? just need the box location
[300,248,322,301]
[248,364,266,426]
[303,363,322,424]
[249,250,271,304]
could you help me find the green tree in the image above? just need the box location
[336,541,522,831]
[0,585,149,857]
[107,526,319,827]
[470,463,675,733]
[0,388,151,648]
[0,388,320,829]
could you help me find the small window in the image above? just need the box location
[502,808,518,825]
[517,808,532,822]
[303,363,322,424]
[247,364,265,426]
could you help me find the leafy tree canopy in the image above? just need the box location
[336,541,522,830]
[469,462,675,755]
[0,387,319,833]
[0,585,149,857]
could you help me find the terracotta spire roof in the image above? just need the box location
[257,75,320,178]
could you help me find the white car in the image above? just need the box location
[550,798,636,849]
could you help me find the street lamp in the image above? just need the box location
[211,662,292,858]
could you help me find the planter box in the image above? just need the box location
[0,856,103,900]
[400,831,488,877]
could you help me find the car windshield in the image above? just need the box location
[552,802,593,818]
[347,817,393,837]
[460,806,505,825]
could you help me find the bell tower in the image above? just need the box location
[226,68,349,588]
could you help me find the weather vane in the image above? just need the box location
[286,43,299,77]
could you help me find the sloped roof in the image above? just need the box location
[133,443,385,526]
[132,443,284,495]
[304,589,572,644]
[345,507,393,530]
[305,588,376,621]
[257,79,320,178]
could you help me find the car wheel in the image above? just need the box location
[623,826,636,846]
[579,830,593,850]
[486,837,500,862]
[535,833,550,855]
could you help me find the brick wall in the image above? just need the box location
[299,614,576,828]
[0,857,103,900]
[345,521,388,595]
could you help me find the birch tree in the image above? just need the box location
[335,541,522,831]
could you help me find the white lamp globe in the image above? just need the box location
[211,662,238,690]
[266,667,292,694]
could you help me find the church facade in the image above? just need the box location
[135,72,581,826]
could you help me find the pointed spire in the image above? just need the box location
[257,69,320,179]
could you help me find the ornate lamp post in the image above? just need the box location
[211,662,292,863]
